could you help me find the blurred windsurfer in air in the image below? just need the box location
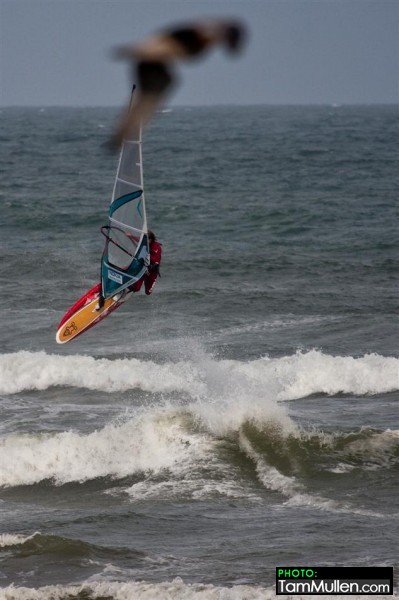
[107,19,247,150]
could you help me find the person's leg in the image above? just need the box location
[144,272,158,295]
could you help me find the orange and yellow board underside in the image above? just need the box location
[56,284,127,344]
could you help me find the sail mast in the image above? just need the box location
[100,84,149,300]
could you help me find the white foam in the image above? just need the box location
[1,349,397,515]
[0,407,197,487]
[124,422,262,503]
[1,349,397,399]
[1,348,398,496]
[0,579,273,600]
[0,532,40,548]
[0,346,291,491]
[0,397,264,502]
[0,351,205,396]
[233,350,399,400]
[1,580,397,600]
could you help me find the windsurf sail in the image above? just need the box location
[101,85,149,299]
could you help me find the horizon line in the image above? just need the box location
[1,101,397,109]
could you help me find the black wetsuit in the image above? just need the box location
[137,61,173,94]
[168,27,208,56]
[137,27,208,94]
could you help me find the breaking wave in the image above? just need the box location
[1,580,398,600]
[0,349,398,398]
[0,580,268,600]
[1,349,397,515]
[0,401,397,516]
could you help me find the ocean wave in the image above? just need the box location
[0,393,397,518]
[0,532,144,561]
[0,350,205,396]
[0,407,202,487]
[238,425,398,516]
[237,350,399,400]
[1,579,397,600]
[1,349,397,514]
[241,423,399,473]
[0,532,40,548]
[0,349,397,398]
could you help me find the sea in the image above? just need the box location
[0,104,398,599]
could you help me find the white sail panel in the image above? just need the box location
[101,87,149,299]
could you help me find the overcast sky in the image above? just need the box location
[0,0,398,107]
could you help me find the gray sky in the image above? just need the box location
[0,0,398,106]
